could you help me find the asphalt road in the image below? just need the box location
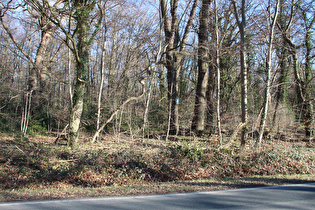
[1,183,314,209]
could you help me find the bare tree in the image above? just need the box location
[214,0,222,142]
[272,0,291,128]
[231,0,248,146]
[95,14,107,143]
[257,0,280,148]
[298,1,314,140]
[160,0,198,135]
[27,0,102,146]
[280,0,314,140]
[192,0,211,134]
[1,0,62,135]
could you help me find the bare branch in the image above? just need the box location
[0,17,33,63]
[180,0,198,51]
[0,94,19,110]
[92,83,146,143]
[231,0,242,29]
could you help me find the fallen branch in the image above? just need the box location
[54,124,69,145]
[15,145,30,166]
[0,94,19,110]
[92,83,145,143]
[220,122,246,149]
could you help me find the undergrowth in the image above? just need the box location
[0,134,314,191]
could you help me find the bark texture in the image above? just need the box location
[192,0,211,133]
[69,0,97,146]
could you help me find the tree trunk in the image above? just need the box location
[160,0,197,135]
[69,67,86,147]
[232,0,248,146]
[161,0,177,135]
[36,28,53,91]
[257,0,280,148]
[207,64,215,133]
[272,47,289,128]
[214,0,222,142]
[29,1,61,94]
[69,3,91,147]
[192,0,210,134]
[165,53,177,134]
[68,47,73,108]
[285,3,315,140]
[95,33,106,143]
[303,23,314,139]
[272,0,290,128]
[292,51,313,139]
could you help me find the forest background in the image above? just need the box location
[0,0,314,202]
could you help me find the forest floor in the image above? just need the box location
[0,132,314,202]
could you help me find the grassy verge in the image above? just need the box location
[1,174,314,203]
[0,133,314,202]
